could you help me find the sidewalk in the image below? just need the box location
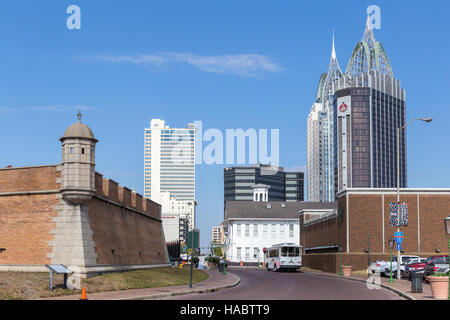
[303,269,435,300]
[42,269,240,300]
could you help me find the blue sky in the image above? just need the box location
[0,1,449,248]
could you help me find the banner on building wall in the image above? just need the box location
[389,202,408,227]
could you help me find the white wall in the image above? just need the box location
[226,219,300,263]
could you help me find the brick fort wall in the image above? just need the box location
[0,166,168,267]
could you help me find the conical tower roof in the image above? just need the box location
[319,35,344,109]
[345,15,393,77]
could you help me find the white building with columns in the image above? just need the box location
[224,186,337,264]
[252,184,269,202]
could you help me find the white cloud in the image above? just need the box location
[31,105,93,112]
[91,52,283,77]
[0,105,94,113]
[0,107,17,113]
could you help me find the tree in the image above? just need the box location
[214,246,223,257]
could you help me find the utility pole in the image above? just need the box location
[367,234,370,278]
[396,118,432,280]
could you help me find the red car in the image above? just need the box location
[404,255,448,280]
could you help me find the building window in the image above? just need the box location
[280,224,285,237]
[253,247,259,259]
[236,224,241,237]
[245,247,250,260]
[263,224,268,237]
[245,224,250,237]
[237,247,241,260]
[289,224,294,238]
[253,224,258,237]
[271,224,276,238]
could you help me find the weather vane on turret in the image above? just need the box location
[77,110,82,123]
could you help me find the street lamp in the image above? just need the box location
[396,118,432,279]
[388,237,395,284]
[443,215,450,300]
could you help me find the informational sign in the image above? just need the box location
[45,264,73,291]
[187,229,200,250]
[390,202,408,227]
[396,244,401,251]
[46,264,72,274]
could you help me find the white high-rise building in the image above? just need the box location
[160,191,195,243]
[211,226,221,244]
[306,102,326,202]
[306,36,344,202]
[144,119,196,234]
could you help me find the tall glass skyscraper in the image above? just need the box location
[307,15,406,201]
[334,18,406,191]
[307,36,345,202]
[144,119,196,204]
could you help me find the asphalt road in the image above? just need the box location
[160,267,404,300]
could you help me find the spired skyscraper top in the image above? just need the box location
[307,15,406,201]
[307,35,344,202]
[346,16,393,78]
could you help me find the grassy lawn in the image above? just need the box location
[0,267,209,300]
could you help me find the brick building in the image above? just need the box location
[0,115,169,281]
[300,188,450,273]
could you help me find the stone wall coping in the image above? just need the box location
[93,194,162,222]
[0,164,59,171]
[337,188,450,197]
[0,190,59,197]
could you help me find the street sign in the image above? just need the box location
[187,229,200,250]
[390,203,409,227]
[395,237,403,244]
[396,244,401,251]
[394,231,403,237]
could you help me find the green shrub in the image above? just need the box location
[205,256,220,265]
[433,272,449,277]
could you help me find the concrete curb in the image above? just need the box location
[113,273,241,300]
[302,270,415,300]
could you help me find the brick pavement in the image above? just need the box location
[41,269,240,300]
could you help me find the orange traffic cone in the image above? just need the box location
[80,287,88,300]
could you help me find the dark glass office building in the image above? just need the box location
[330,18,407,194]
[334,74,406,191]
[224,164,304,202]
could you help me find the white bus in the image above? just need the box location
[264,243,302,271]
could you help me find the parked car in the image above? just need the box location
[384,257,425,279]
[371,255,419,276]
[424,255,449,279]
[406,258,427,265]
[404,255,448,280]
